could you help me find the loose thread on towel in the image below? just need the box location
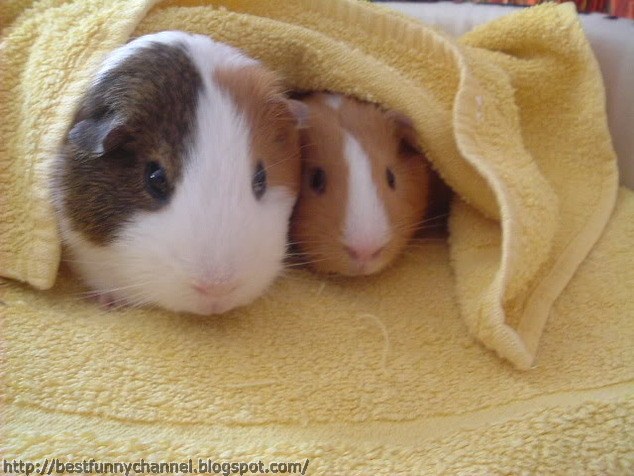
[357,313,391,376]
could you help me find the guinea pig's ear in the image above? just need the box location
[388,110,425,159]
[68,115,130,156]
[266,97,310,147]
[286,99,310,129]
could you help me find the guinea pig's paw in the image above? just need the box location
[89,292,121,310]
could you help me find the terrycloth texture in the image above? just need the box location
[1,0,630,470]
[2,189,633,471]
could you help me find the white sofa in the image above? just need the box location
[383,2,634,187]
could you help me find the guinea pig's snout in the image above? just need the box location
[343,242,389,275]
[344,244,385,263]
[190,278,239,298]
[343,240,389,276]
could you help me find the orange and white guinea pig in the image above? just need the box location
[290,93,431,276]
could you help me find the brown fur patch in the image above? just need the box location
[291,94,431,275]
[214,66,302,196]
[56,41,201,245]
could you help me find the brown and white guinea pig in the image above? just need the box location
[290,93,430,276]
[51,31,306,315]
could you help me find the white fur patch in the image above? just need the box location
[342,132,391,251]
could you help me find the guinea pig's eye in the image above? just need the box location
[386,167,396,190]
[145,162,169,200]
[310,167,326,195]
[252,161,267,200]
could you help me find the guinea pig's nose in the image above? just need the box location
[344,244,384,263]
[191,279,238,297]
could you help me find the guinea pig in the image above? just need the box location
[51,31,306,315]
[290,93,431,276]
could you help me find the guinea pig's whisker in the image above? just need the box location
[106,290,154,311]
[108,301,131,312]
[394,213,450,231]
[286,240,325,246]
[418,223,448,231]
[412,213,450,227]
[125,295,154,310]
[75,289,104,298]
[74,287,118,298]
[99,281,154,295]
[72,281,154,302]
[262,156,294,173]
[299,140,318,151]
[398,213,449,225]
[394,219,448,234]
[284,258,329,268]
[284,253,309,259]
[395,225,442,236]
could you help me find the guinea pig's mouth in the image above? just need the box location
[200,302,232,315]
[348,260,385,276]
[189,283,262,316]
[191,294,240,315]
[183,279,242,315]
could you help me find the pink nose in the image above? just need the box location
[344,244,384,263]
[191,279,238,297]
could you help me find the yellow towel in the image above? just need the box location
[2,1,631,471]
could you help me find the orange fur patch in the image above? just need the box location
[214,66,302,195]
